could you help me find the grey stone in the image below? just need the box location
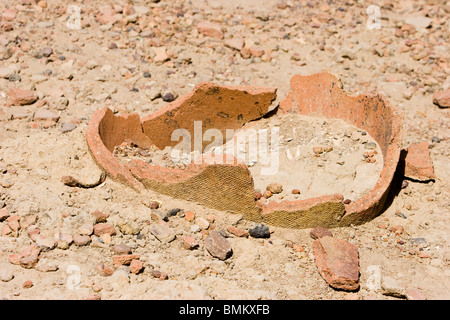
[33,109,60,121]
[60,122,77,133]
[381,276,406,298]
[150,222,176,243]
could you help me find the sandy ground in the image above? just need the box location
[0,0,449,300]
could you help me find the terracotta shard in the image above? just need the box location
[402,141,435,181]
[140,82,277,151]
[85,108,152,192]
[313,236,360,291]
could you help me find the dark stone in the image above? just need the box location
[431,136,440,144]
[162,92,175,102]
[248,224,270,238]
[166,208,182,217]
[8,73,21,82]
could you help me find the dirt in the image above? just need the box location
[0,0,449,300]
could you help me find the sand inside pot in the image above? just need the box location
[113,113,383,203]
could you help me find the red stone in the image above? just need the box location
[181,235,199,250]
[0,208,9,221]
[7,88,38,106]
[151,270,168,280]
[313,236,360,291]
[91,210,109,223]
[185,211,195,222]
[93,223,117,236]
[432,89,450,108]
[310,226,333,240]
[227,226,249,238]
[204,230,232,260]
[19,254,40,269]
[112,254,140,267]
[95,262,114,276]
[197,21,224,39]
[96,6,117,25]
[406,288,427,300]
[224,38,245,51]
[73,234,91,246]
[7,215,20,232]
[130,259,144,274]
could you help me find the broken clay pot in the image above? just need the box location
[85,73,403,228]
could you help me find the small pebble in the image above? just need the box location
[151,270,168,280]
[22,280,33,288]
[411,237,426,245]
[395,210,407,219]
[60,122,77,133]
[150,209,168,222]
[162,92,176,102]
[41,47,53,57]
[0,268,14,282]
[195,217,210,230]
[431,136,440,144]
[73,234,91,246]
[181,235,199,250]
[185,211,195,222]
[364,142,377,150]
[166,208,182,217]
[227,226,248,238]
[8,73,21,82]
[313,146,323,154]
[108,43,118,49]
[263,190,272,198]
[266,182,283,194]
[111,244,132,255]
